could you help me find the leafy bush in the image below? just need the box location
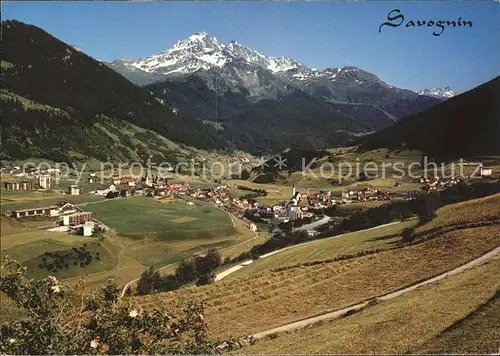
[195,248,222,277]
[136,266,162,295]
[175,260,197,285]
[196,272,216,286]
[401,228,416,243]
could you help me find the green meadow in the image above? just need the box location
[84,196,234,240]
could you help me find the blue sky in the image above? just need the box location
[3,1,499,92]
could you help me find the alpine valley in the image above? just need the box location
[2,22,457,162]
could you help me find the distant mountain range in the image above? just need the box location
[107,32,455,100]
[416,87,457,99]
[354,76,500,159]
[105,32,447,153]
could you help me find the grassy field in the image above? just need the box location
[0,190,104,213]
[241,256,500,354]
[230,192,500,280]
[134,223,500,339]
[226,219,418,279]
[223,179,292,205]
[84,196,234,240]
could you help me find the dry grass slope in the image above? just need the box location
[240,257,500,354]
[414,291,500,354]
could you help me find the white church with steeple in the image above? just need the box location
[286,185,303,221]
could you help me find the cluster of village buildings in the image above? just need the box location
[419,176,466,192]
[2,161,496,239]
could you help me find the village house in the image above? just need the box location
[111,176,138,186]
[272,205,285,215]
[145,174,153,187]
[286,206,304,221]
[11,205,59,219]
[480,168,493,177]
[3,180,33,191]
[167,181,190,194]
[68,184,82,196]
[318,190,331,203]
[124,177,138,187]
[93,189,109,196]
[58,202,78,215]
[38,175,51,189]
[92,184,117,196]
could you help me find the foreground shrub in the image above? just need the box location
[0,257,217,355]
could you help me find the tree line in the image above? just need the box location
[236,185,268,202]
[133,248,222,296]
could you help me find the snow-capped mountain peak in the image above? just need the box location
[114,32,309,77]
[116,32,227,76]
[417,86,457,99]
[170,31,222,52]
